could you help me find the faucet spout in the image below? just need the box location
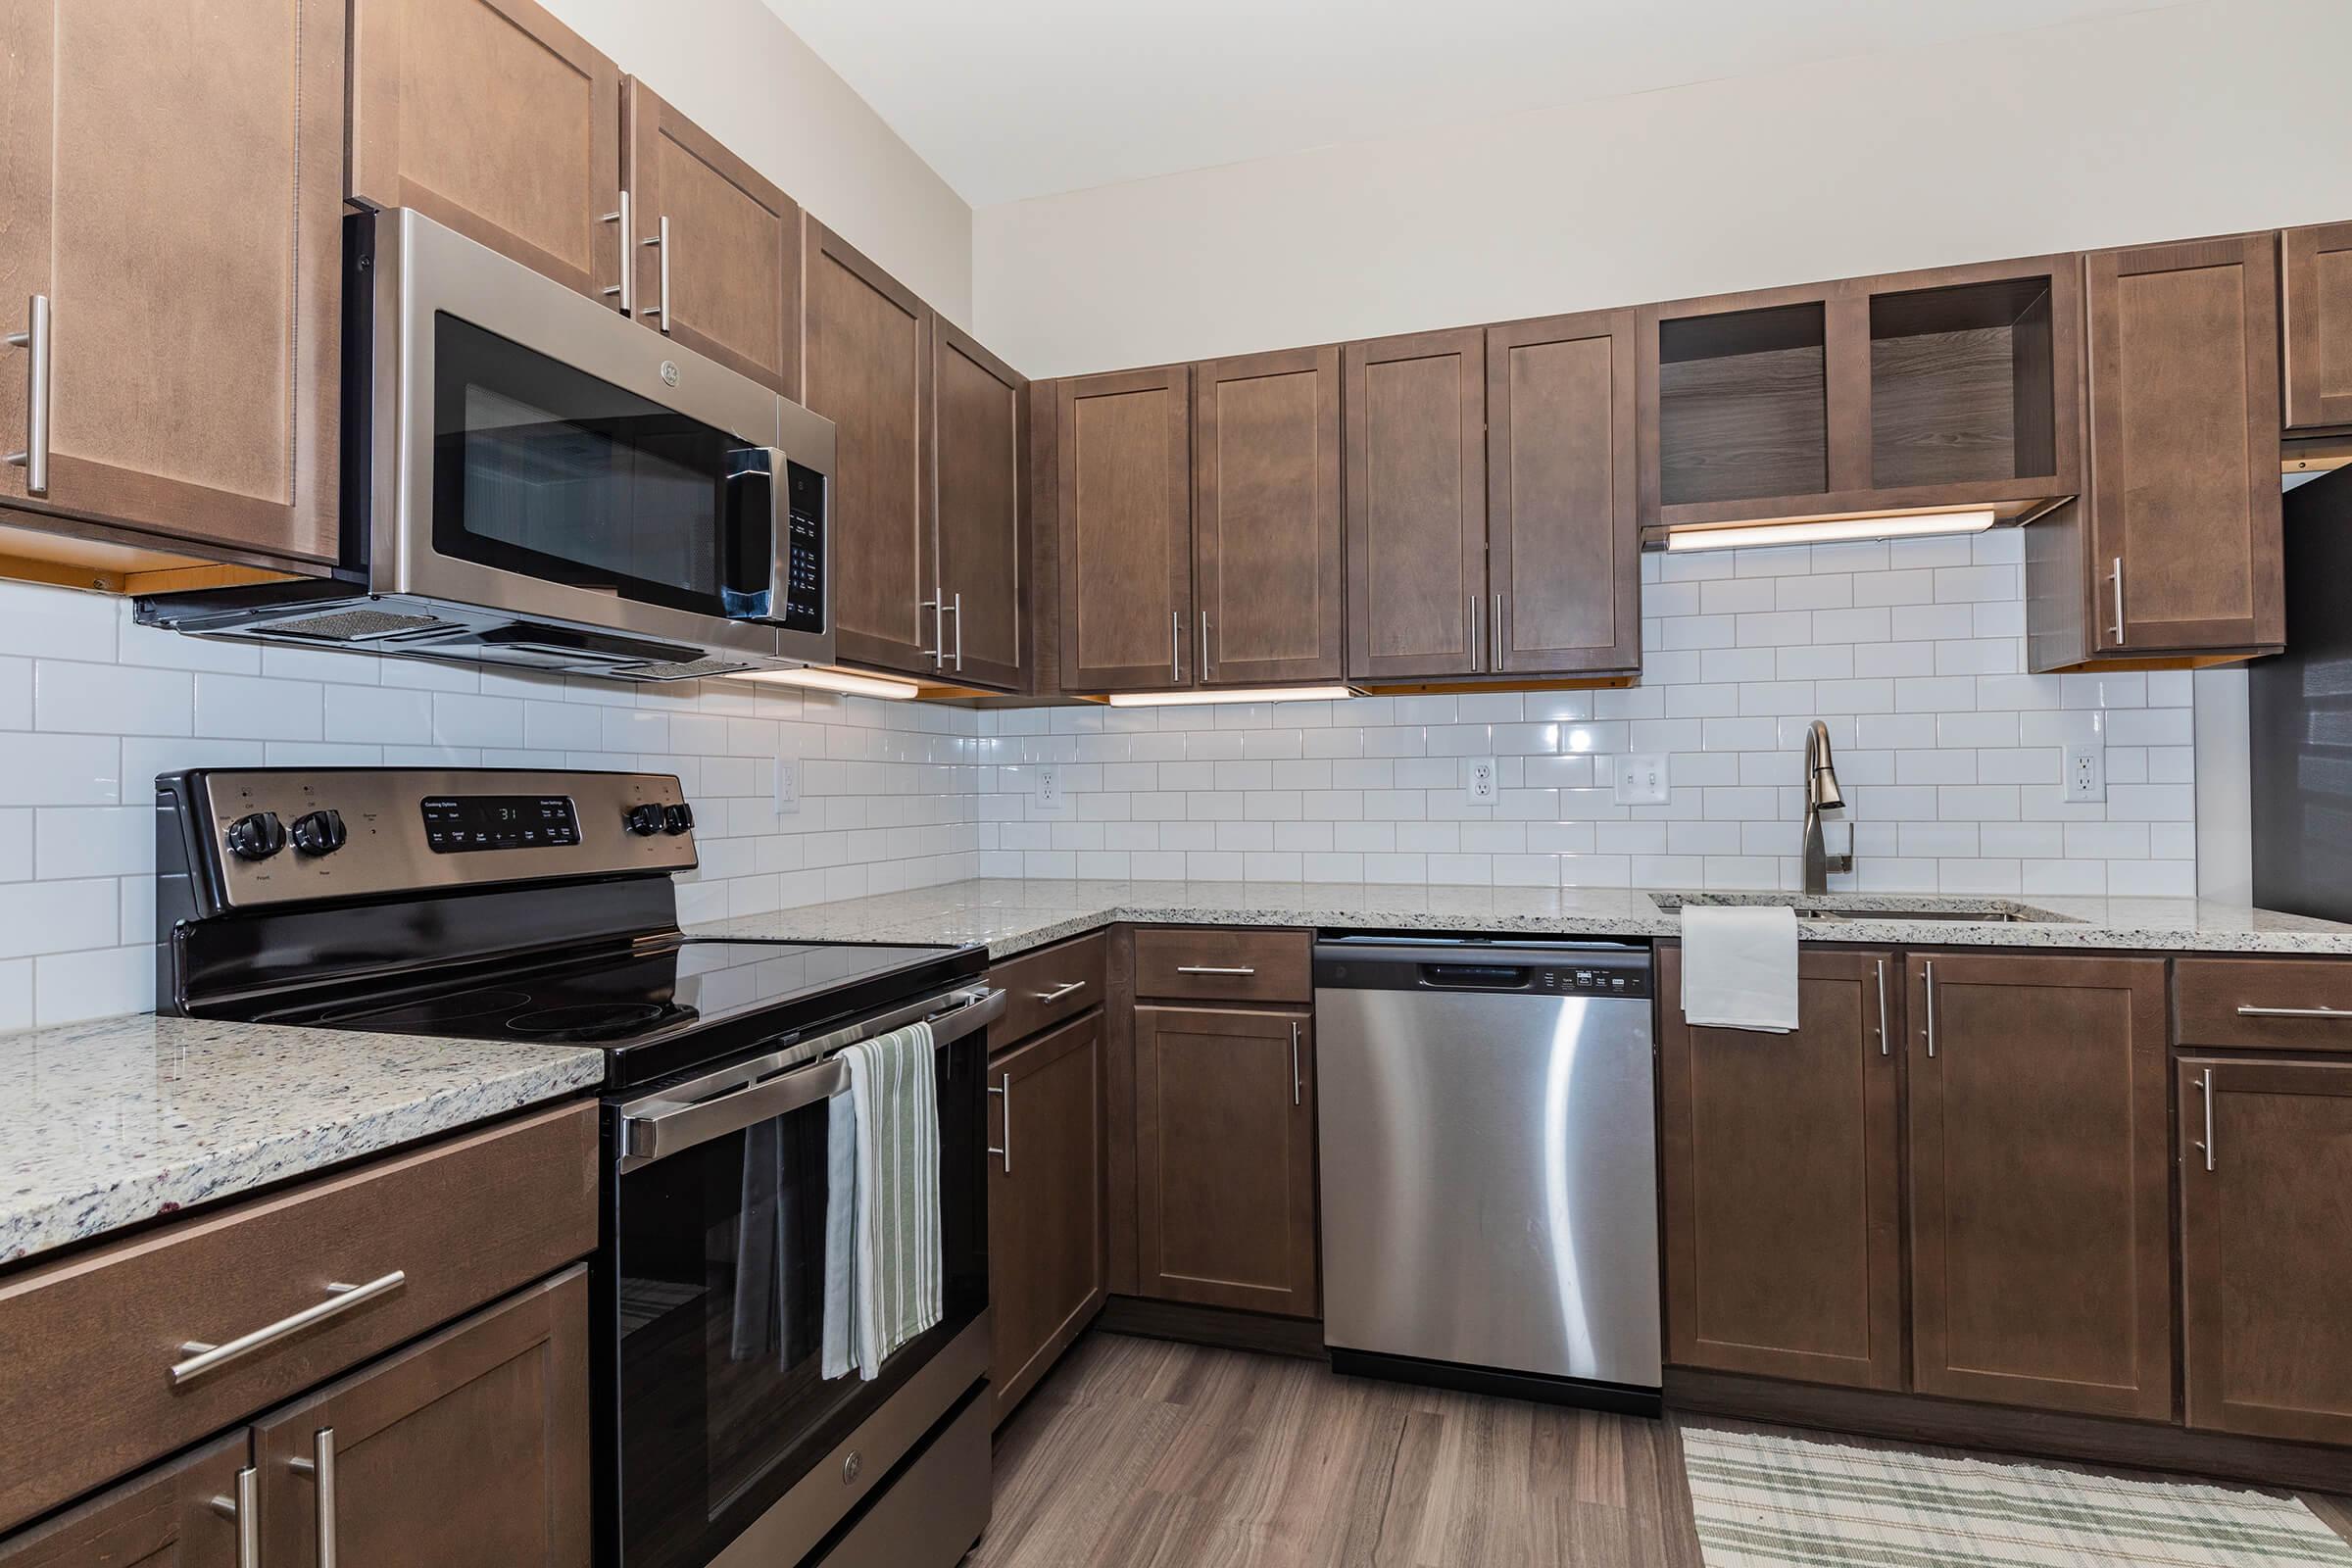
[1801,719,1853,895]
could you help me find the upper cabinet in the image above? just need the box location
[1194,347,1345,687]
[622,80,801,394]
[0,0,345,564]
[1344,328,1487,683]
[934,321,1029,691]
[1056,366,1195,692]
[349,0,622,303]
[2282,220,2352,431]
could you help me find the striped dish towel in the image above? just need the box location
[819,1020,942,1382]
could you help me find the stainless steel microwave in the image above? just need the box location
[139,209,835,681]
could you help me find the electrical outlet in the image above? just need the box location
[1613,754,1669,806]
[773,758,800,814]
[1465,758,1498,806]
[2065,743,2105,802]
[1035,765,1064,812]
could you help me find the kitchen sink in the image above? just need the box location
[1657,895,2077,925]
[1790,906,2032,923]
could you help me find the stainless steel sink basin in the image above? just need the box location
[1657,896,2076,926]
[1790,906,2031,923]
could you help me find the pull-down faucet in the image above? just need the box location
[1802,719,1852,896]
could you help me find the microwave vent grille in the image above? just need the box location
[619,656,763,680]
[270,608,451,641]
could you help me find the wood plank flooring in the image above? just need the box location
[974,1332,2352,1568]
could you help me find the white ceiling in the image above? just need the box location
[760,0,2178,207]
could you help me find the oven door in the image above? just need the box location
[601,988,1001,1568]
[369,208,834,664]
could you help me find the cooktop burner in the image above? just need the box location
[344,988,536,1029]
[508,1002,677,1040]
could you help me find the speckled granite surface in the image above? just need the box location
[0,1015,604,1266]
[692,878,2352,960]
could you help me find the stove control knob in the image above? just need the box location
[224,811,286,861]
[624,803,666,837]
[290,808,348,858]
[662,803,694,835]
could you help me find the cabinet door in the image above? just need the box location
[934,321,1027,692]
[2283,220,2352,431]
[2084,236,2283,655]
[349,0,621,304]
[1659,948,1903,1391]
[0,1433,248,1568]
[1345,329,1486,683]
[2180,1058,2352,1445]
[1057,367,1193,693]
[987,1013,1106,1426]
[255,1269,590,1568]
[1194,347,1344,686]
[1133,1005,1317,1316]
[623,79,800,395]
[804,221,935,677]
[1907,954,2172,1420]
[1487,311,1641,677]
[0,0,342,562]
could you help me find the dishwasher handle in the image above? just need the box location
[1419,963,1532,990]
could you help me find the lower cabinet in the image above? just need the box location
[987,1011,1107,1427]
[1132,1004,1318,1316]
[1659,947,1903,1391]
[1907,953,2173,1421]
[2180,1057,2352,1445]
[0,1433,249,1568]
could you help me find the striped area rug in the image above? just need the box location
[1681,1426,2352,1567]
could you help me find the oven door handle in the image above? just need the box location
[620,987,1004,1167]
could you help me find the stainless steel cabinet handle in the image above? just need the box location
[2192,1066,2215,1171]
[2235,1004,2352,1019]
[290,1428,338,1568]
[1170,610,1183,683]
[986,1071,1011,1173]
[5,294,50,496]
[950,592,963,672]
[2111,556,2126,645]
[208,1466,259,1568]
[917,598,942,666]
[1290,1021,1302,1107]
[1200,611,1212,679]
[1032,980,1087,1004]
[600,193,633,314]
[1875,958,1889,1056]
[1468,595,1481,672]
[642,215,671,329]
[171,1272,408,1386]
[1176,965,1255,976]
[1494,593,1504,670]
[1922,959,1936,1058]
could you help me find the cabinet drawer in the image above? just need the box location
[0,1101,596,1535]
[1133,927,1312,1004]
[2177,958,2352,1053]
[991,931,1108,1046]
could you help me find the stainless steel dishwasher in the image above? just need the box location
[1313,935,1661,1414]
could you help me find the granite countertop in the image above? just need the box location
[0,1015,605,1267]
[692,878,2352,961]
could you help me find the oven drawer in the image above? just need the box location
[991,932,1107,1046]
[1134,927,1312,1004]
[2178,957,2352,1052]
[0,1100,597,1534]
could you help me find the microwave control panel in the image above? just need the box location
[777,461,825,634]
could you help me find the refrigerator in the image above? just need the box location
[2250,467,2352,921]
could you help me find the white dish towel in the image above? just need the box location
[819,1019,943,1382]
[1680,904,1801,1032]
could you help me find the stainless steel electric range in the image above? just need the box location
[155,766,1004,1568]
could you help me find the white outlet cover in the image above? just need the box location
[773,758,801,814]
[2059,710,2105,803]
[1035,765,1065,812]
[1613,754,1670,806]
[1465,758,1499,806]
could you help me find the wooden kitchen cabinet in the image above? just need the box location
[2180,1057,2352,1446]
[934,321,1028,691]
[622,79,800,394]
[2283,220,2352,430]
[1132,1004,1317,1316]
[1344,328,1487,683]
[1658,948,1904,1392]
[349,0,622,304]
[1193,347,1345,686]
[988,1012,1107,1426]
[0,1433,249,1568]
[255,1269,591,1568]
[805,220,935,678]
[1056,366,1194,692]
[1487,310,1642,677]
[1905,953,2172,1421]
[0,0,343,563]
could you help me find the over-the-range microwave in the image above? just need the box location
[139,208,835,681]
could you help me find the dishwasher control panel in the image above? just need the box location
[1312,935,1651,999]
[1540,965,1648,998]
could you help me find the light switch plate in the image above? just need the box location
[1465,758,1498,806]
[1613,754,1670,806]
[773,758,800,814]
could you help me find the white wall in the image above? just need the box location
[973,0,2352,376]
[544,0,974,322]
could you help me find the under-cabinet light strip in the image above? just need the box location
[1664,509,1999,552]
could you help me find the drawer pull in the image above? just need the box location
[208,1465,259,1568]
[1033,980,1088,1004]
[1176,965,1256,977]
[2235,1004,2352,1019]
[171,1271,407,1386]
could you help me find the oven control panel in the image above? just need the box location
[162,768,698,909]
